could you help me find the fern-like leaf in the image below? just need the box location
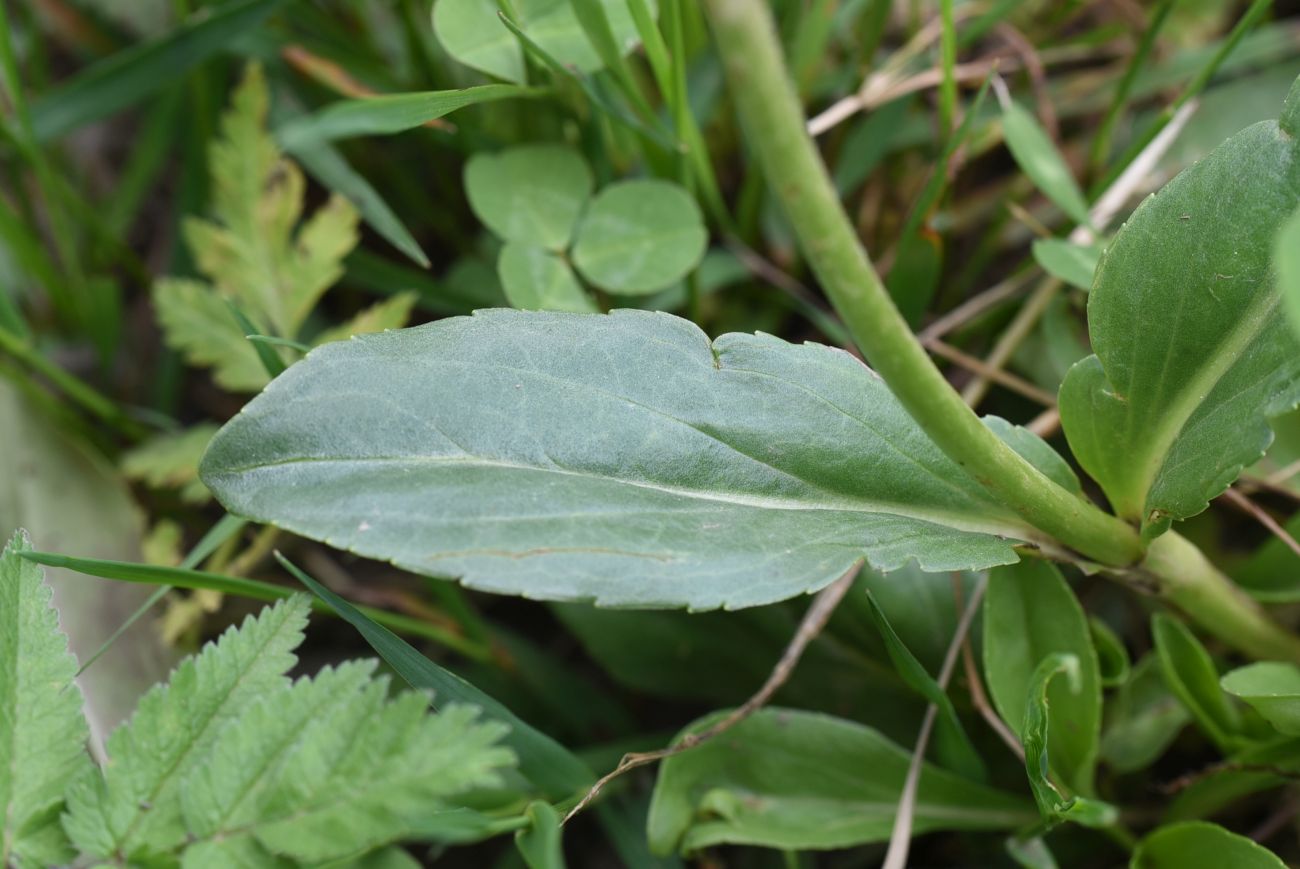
[62,596,310,862]
[121,424,221,504]
[63,594,515,866]
[0,530,91,869]
[152,63,362,392]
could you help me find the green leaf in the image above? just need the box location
[983,560,1100,795]
[499,244,597,312]
[19,550,483,656]
[282,556,594,800]
[1221,662,1300,736]
[1032,238,1100,292]
[28,0,284,142]
[645,708,1034,854]
[62,593,513,866]
[1131,822,1287,869]
[0,531,91,869]
[863,590,986,780]
[1006,836,1059,869]
[182,682,512,865]
[200,309,1061,611]
[1090,617,1131,688]
[1152,613,1243,751]
[1001,102,1092,228]
[433,0,644,84]
[1278,205,1300,339]
[193,63,358,335]
[1059,78,1300,534]
[572,180,707,294]
[311,292,418,346]
[288,135,429,268]
[515,801,565,869]
[1021,654,1118,831]
[465,145,594,251]
[276,84,540,149]
[121,423,220,505]
[1100,654,1189,773]
[63,597,310,860]
[153,277,271,391]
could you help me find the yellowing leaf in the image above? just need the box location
[152,63,362,392]
[122,424,220,505]
[312,292,418,346]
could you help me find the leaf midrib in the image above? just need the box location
[208,452,1040,542]
[1120,287,1281,518]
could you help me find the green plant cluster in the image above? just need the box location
[3,0,1300,867]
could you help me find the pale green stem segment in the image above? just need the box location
[1140,533,1300,663]
[701,0,1142,568]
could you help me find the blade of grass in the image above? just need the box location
[898,74,992,243]
[274,90,430,267]
[937,0,957,136]
[662,0,729,229]
[75,514,248,676]
[29,0,285,142]
[498,11,675,150]
[626,0,672,98]
[0,325,147,439]
[1091,0,1270,195]
[1087,0,1174,175]
[20,549,490,661]
[570,0,658,122]
[225,300,287,378]
[275,83,545,149]
[106,86,185,236]
[276,552,595,800]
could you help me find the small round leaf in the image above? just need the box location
[434,0,646,84]
[464,145,594,251]
[498,243,596,313]
[572,180,707,294]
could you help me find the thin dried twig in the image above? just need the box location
[1159,761,1300,795]
[957,579,1025,760]
[917,271,1035,344]
[928,338,1056,407]
[882,574,989,869]
[1026,407,1061,439]
[560,565,862,825]
[1221,487,1300,562]
[1267,457,1300,488]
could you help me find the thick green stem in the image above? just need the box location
[1137,533,1300,663]
[702,0,1142,567]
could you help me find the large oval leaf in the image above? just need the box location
[1060,77,1300,535]
[200,309,1060,609]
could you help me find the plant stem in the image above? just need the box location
[1136,532,1300,663]
[701,0,1142,567]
